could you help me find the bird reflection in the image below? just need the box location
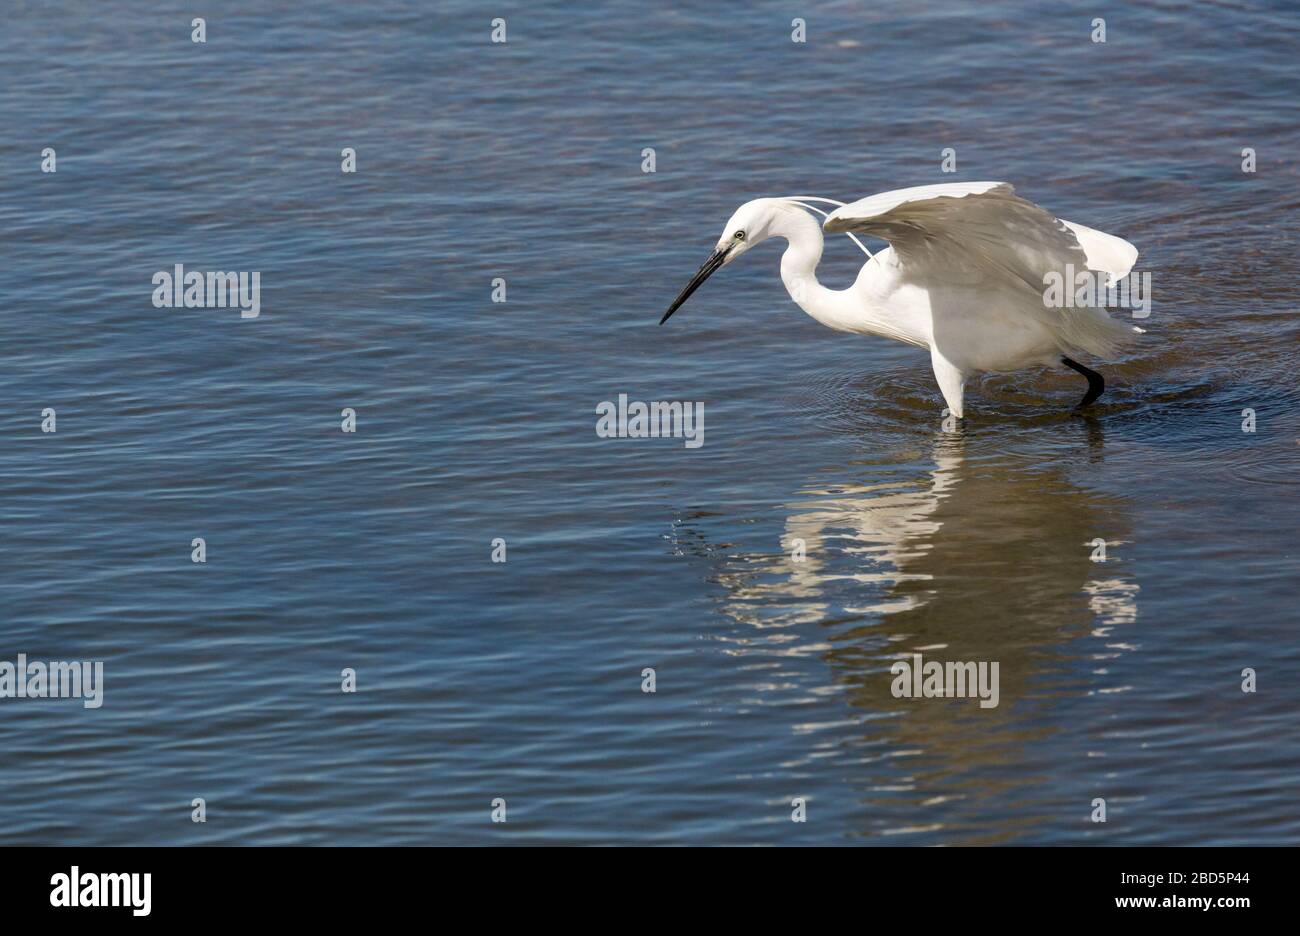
[691,420,1139,842]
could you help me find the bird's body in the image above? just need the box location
[660,182,1141,417]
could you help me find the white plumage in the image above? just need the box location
[660,182,1142,418]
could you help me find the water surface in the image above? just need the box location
[1,0,1297,844]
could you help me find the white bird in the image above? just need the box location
[659,182,1142,417]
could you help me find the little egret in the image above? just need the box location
[659,182,1142,417]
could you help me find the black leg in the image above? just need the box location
[1061,356,1105,409]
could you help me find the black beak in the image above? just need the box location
[659,246,730,325]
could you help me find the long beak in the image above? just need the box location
[660,246,730,325]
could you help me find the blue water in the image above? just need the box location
[1,1,1297,844]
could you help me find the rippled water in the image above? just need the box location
[1,1,1297,844]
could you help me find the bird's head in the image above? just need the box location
[659,198,788,325]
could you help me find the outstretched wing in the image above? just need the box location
[824,182,1140,357]
[1060,220,1138,285]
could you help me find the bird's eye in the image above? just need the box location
[734,231,745,240]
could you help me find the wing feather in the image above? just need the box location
[824,183,1140,358]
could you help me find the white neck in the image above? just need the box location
[772,206,851,329]
[770,205,926,346]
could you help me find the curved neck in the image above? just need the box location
[772,207,855,332]
[770,206,926,347]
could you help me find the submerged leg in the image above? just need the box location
[1061,356,1105,409]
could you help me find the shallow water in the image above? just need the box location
[1,1,1297,844]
